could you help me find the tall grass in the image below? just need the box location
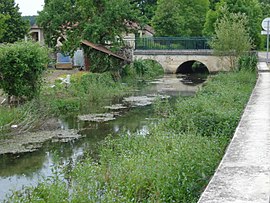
[0,60,164,133]
[41,72,130,116]
[6,70,257,202]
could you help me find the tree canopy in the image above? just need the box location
[152,0,209,37]
[0,0,29,43]
[0,14,9,40]
[258,0,270,18]
[37,0,143,51]
[132,0,157,25]
[203,0,262,48]
[209,0,221,9]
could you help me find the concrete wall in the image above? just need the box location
[133,50,231,73]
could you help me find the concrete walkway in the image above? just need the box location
[198,62,270,203]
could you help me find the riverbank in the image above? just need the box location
[6,70,257,202]
[0,60,165,157]
[198,66,270,202]
[0,60,163,136]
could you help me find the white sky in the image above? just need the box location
[15,0,44,16]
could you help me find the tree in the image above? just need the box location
[0,41,49,103]
[37,0,77,48]
[37,0,142,50]
[258,0,270,50]
[132,0,157,25]
[210,12,253,70]
[209,0,221,9]
[0,0,29,43]
[23,16,37,26]
[258,0,270,18]
[152,0,210,37]
[0,14,9,40]
[38,0,144,74]
[203,0,262,48]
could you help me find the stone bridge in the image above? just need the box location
[133,49,231,74]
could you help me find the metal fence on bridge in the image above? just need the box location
[135,37,210,50]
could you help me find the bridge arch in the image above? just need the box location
[177,60,209,74]
[133,50,230,74]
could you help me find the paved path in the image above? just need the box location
[198,62,270,203]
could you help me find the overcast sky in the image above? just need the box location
[15,0,44,16]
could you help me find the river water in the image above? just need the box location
[0,74,206,201]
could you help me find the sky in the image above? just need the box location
[15,0,44,16]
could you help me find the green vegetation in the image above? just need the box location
[209,12,253,70]
[38,0,145,73]
[0,60,164,134]
[238,52,258,71]
[43,72,129,116]
[203,0,262,48]
[0,41,49,103]
[260,0,270,18]
[133,0,157,25]
[38,0,142,50]
[0,0,29,43]
[123,59,164,80]
[83,49,125,76]
[0,14,9,40]
[6,70,257,202]
[23,15,37,26]
[152,0,209,37]
[0,0,264,201]
[43,60,163,116]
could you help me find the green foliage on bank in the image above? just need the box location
[43,72,127,116]
[0,41,49,103]
[7,70,257,202]
[123,59,164,80]
[0,59,164,133]
[43,60,163,116]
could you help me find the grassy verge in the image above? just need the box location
[6,70,257,202]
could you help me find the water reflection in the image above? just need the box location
[0,74,207,200]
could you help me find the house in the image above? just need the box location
[25,17,154,70]
[123,22,155,49]
[24,16,45,45]
[29,24,45,45]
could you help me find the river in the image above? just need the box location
[0,74,206,201]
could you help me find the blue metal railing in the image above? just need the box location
[135,37,210,50]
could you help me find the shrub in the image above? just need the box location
[123,59,164,80]
[209,11,253,70]
[238,52,258,71]
[0,41,49,103]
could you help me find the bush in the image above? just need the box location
[123,59,164,80]
[238,52,258,71]
[0,41,49,103]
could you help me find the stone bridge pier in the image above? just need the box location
[133,50,231,74]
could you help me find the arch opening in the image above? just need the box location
[176,60,209,74]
